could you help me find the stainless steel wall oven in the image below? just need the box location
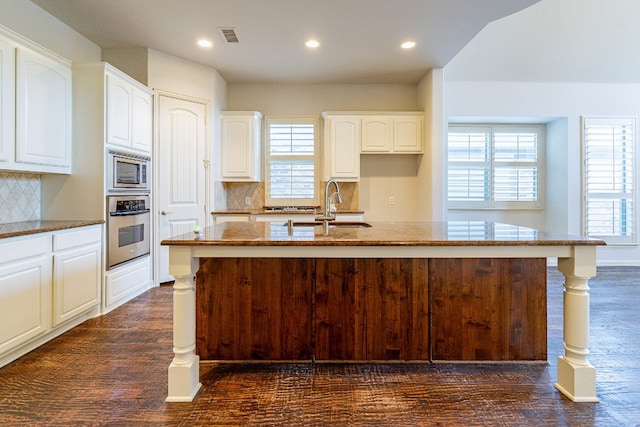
[107,195,150,269]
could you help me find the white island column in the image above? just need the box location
[556,245,599,402]
[165,246,202,402]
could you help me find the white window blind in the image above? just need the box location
[447,125,543,209]
[265,117,319,207]
[582,117,636,245]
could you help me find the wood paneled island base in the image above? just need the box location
[196,257,547,362]
[161,221,605,403]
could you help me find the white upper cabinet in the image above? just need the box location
[0,36,15,165]
[221,111,262,181]
[106,73,132,148]
[106,72,153,153]
[323,115,360,181]
[393,115,423,153]
[132,87,152,152]
[0,26,72,174]
[361,116,392,152]
[361,114,423,154]
[16,47,72,171]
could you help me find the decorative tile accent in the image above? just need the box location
[0,172,41,223]
[223,182,265,210]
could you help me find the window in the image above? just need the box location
[447,124,544,209]
[265,117,319,207]
[582,117,636,245]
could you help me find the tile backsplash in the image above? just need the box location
[222,181,359,211]
[0,172,41,223]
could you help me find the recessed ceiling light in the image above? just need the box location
[401,41,416,49]
[197,39,213,48]
[305,39,320,48]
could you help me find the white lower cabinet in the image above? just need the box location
[0,225,102,368]
[103,256,151,314]
[254,214,317,222]
[335,213,365,222]
[213,214,252,224]
[0,235,51,357]
[52,226,102,327]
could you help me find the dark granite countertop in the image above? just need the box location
[162,221,606,247]
[0,220,104,240]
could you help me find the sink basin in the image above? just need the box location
[285,221,372,228]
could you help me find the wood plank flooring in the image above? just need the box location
[0,267,639,426]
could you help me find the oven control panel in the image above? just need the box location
[108,196,150,216]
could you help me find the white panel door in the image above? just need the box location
[156,94,207,283]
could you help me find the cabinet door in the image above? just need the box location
[0,254,51,355]
[132,88,152,153]
[393,116,423,153]
[221,114,260,181]
[315,258,429,360]
[325,116,360,181]
[361,116,392,152]
[196,258,314,360]
[15,48,71,170]
[0,37,15,164]
[53,242,101,327]
[106,73,132,148]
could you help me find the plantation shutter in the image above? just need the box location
[266,118,318,206]
[582,117,636,244]
[447,125,543,209]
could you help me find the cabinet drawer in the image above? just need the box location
[53,225,102,252]
[0,235,50,264]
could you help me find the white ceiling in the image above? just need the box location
[31,0,540,84]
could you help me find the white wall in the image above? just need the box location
[444,0,640,265]
[147,49,227,217]
[227,83,426,221]
[417,69,445,222]
[0,0,100,62]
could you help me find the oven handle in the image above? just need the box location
[109,209,151,217]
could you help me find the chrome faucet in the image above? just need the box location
[316,179,342,222]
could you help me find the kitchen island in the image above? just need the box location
[161,221,605,403]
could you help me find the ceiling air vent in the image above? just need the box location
[219,27,239,43]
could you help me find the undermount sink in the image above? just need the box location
[285,221,372,228]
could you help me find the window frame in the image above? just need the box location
[447,124,545,211]
[264,116,320,207]
[581,116,637,246]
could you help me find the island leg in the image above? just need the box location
[556,246,599,402]
[166,246,202,402]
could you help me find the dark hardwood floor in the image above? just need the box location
[0,267,638,426]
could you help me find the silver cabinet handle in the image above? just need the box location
[160,210,174,215]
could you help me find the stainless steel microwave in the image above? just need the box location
[107,149,150,192]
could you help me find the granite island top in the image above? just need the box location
[211,209,365,215]
[0,220,104,240]
[161,220,606,247]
